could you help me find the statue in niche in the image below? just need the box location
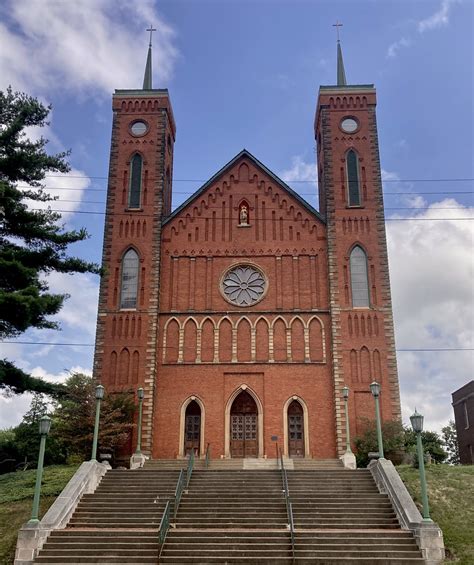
[239,203,249,225]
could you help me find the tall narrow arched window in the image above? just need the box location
[346,150,361,206]
[350,246,370,307]
[120,249,139,309]
[129,154,143,208]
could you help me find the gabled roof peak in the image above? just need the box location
[164,149,324,225]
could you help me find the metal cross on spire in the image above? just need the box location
[333,20,343,42]
[332,21,347,86]
[146,25,157,48]
[143,25,156,89]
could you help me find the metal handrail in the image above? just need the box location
[174,469,186,518]
[158,499,171,555]
[205,443,211,469]
[158,456,195,558]
[279,448,296,564]
[186,448,195,487]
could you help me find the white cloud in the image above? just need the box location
[280,156,317,184]
[387,37,411,59]
[44,272,100,336]
[0,366,92,428]
[31,365,92,385]
[387,198,474,432]
[418,0,459,33]
[385,0,459,61]
[0,0,178,97]
[23,167,91,219]
[279,156,318,206]
[381,169,401,183]
[0,393,33,428]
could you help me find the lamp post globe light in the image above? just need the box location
[28,416,52,524]
[91,385,105,462]
[342,386,352,453]
[136,387,145,454]
[410,409,432,522]
[370,381,384,459]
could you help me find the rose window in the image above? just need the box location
[221,265,267,306]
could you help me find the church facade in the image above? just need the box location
[93,44,401,460]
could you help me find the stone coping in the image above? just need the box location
[368,458,445,565]
[14,460,109,565]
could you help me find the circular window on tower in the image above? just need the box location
[220,263,268,307]
[340,117,359,134]
[130,120,149,137]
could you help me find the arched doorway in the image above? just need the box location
[184,400,201,456]
[288,400,305,458]
[230,390,258,458]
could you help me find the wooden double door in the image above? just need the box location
[230,390,258,458]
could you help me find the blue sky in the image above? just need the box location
[0,0,472,434]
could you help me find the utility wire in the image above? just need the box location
[2,341,473,352]
[2,197,471,212]
[25,208,474,220]
[13,185,474,196]
[39,175,474,182]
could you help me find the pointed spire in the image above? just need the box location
[142,25,156,90]
[337,40,347,86]
[332,20,347,86]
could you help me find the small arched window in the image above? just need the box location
[350,246,369,307]
[129,154,143,208]
[346,150,361,206]
[120,249,139,309]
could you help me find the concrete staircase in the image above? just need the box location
[33,460,425,564]
[160,465,424,564]
[289,469,399,529]
[34,468,180,563]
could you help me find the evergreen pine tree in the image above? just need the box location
[0,87,99,394]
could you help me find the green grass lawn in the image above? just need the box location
[0,465,77,565]
[397,464,474,565]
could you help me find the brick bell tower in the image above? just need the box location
[315,37,402,456]
[93,32,176,455]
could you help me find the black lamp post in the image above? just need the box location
[91,385,104,461]
[135,387,145,454]
[370,381,384,459]
[410,409,432,522]
[342,386,352,453]
[28,416,52,524]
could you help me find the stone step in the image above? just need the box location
[161,548,421,558]
[35,555,158,565]
[163,541,418,550]
[44,542,160,550]
[159,558,424,564]
[36,549,158,557]
[49,531,158,538]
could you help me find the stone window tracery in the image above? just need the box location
[221,265,267,306]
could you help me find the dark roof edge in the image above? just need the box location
[114,89,169,97]
[163,149,325,226]
[319,84,375,91]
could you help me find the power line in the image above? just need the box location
[39,174,474,183]
[2,341,473,352]
[14,184,474,196]
[3,196,471,213]
[25,208,474,220]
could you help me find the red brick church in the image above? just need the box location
[93,38,401,461]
